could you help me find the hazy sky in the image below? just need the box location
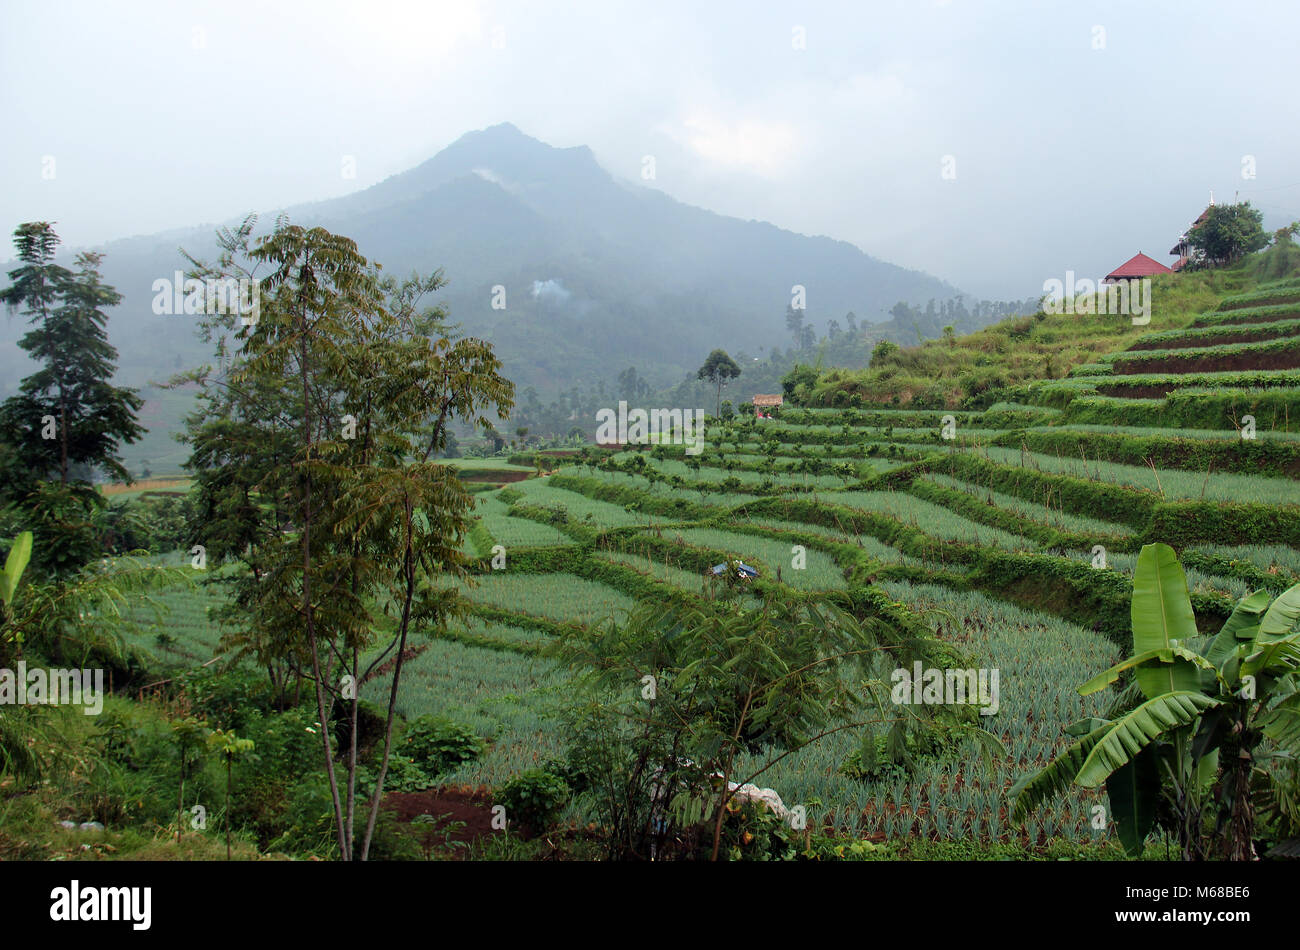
[4,0,1298,299]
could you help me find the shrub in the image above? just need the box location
[183,667,279,731]
[357,754,435,795]
[400,716,485,778]
[495,769,570,831]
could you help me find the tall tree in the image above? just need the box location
[180,217,514,859]
[0,223,143,577]
[0,226,142,486]
[696,348,741,418]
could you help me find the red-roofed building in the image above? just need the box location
[1104,252,1172,283]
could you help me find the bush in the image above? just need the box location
[267,773,338,856]
[357,754,435,795]
[183,667,279,731]
[400,716,485,779]
[495,769,570,831]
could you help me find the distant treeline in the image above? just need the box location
[474,295,1041,445]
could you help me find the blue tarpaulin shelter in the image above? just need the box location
[710,562,759,579]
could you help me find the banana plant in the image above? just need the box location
[1011,542,1300,860]
[1,531,33,609]
[1,531,34,643]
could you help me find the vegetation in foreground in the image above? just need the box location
[2,223,1299,861]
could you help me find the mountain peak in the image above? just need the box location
[454,121,529,144]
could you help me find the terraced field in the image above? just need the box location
[398,276,1299,854]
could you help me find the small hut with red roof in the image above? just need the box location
[1104,252,1172,284]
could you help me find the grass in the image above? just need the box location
[453,572,636,627]
[792,267,1230,409]
[917,472,1135,537]
[977,445,1300,505]
[469,495,572,549]
[818,489,1039,550]
[595,549,715,593]
[364,638,566,785]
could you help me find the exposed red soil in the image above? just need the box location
[1110,349,1300,376]
[383,787,502,857]
[1129,327,1298,351]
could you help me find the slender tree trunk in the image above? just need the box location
[345,645,358,856]
[177,761,184,845]
[710,682,755,862]
[345,408,374,856]
[297,294,349,861]
[59,386,69,483]
[361,489,417,859]
[226,757,232,860]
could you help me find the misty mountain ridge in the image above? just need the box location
[4,123,965,392]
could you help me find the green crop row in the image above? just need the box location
[996,426,1300,478]
[914,472,1136,544]
[1058,388,1300,432]
[1217,287,1300,311]
[1184,543,1300,586]
[978,444,1300,505]
[1032,422,1300,441]
[1129,317,1300,351]
[1093,368,1300,395]
[1109,334,1300,375]
[1192,303,1300,329]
